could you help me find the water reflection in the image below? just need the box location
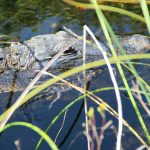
[0,0,147,40]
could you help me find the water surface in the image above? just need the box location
[0,1,149,150]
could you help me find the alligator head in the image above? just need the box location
[0,31,150,72]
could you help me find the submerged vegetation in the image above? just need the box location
[0,0,150,150]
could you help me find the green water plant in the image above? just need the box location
[0,0,150,149]
[0,122,58,150]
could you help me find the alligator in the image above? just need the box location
[0,31,150,101]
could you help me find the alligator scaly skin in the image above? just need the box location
[0,31,149,72]
[0,68,102,103]
[0,31,149,100]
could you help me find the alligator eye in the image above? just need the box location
[64,47,77,55]
[0,57,4,61]
[15,52,20,56]
[0,50,5,61]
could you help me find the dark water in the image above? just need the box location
[0,1,150,150]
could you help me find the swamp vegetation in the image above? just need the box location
[0,0,150,150]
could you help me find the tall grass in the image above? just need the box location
[0,0,150,149]
[89,0,150,148]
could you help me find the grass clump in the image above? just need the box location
[0,0,150,149]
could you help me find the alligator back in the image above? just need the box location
[0,31,149,101]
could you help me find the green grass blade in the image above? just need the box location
[35,96,81,149]
[90,0,150,144]
[0,122,58,150]
[36,86,149,149]
[63,0,145,22]
[0,54,150,124]
[139,0,150,33]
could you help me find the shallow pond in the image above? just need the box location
[0,1,150,150]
